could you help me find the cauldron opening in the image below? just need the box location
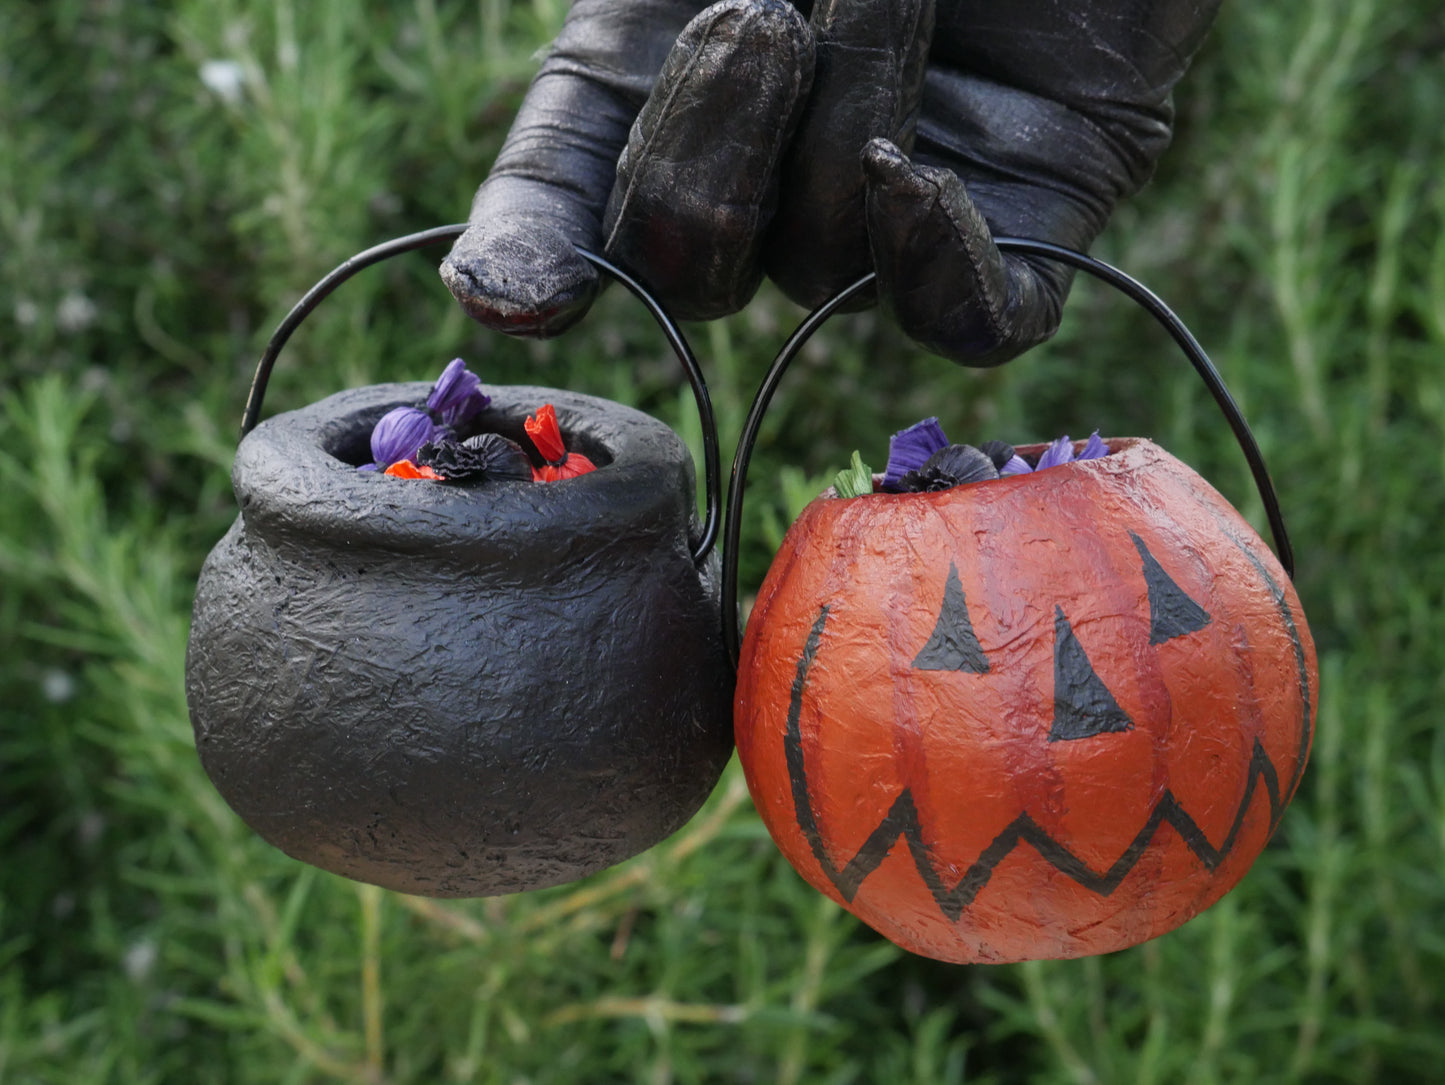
[325,397,616,474]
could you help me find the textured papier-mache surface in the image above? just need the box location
[187,382,734,897]
[735,437,1316,964]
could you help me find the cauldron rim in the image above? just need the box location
[232,381,702,561]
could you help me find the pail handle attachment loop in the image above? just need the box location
[720,237,1296,666]
[240,224,722,565]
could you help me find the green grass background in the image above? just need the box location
[3,1,1443,1081]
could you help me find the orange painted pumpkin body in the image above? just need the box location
[734,438,1316,964]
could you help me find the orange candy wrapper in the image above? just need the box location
[524,404,596,482]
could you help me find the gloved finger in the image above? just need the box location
[862,138,1071,367]
[881,0,1221,364]
[440,0,704,338]
[440,195,601,339]
[601,0,814,322]
[763,0,935,311]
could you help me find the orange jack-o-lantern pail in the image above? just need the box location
[727,240,1315,964]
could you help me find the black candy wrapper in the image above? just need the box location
[418,433,533,482]
[893,444,1000,493]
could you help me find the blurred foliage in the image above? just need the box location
[2,0,1444,1082]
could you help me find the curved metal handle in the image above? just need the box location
[240,224,723,565]
[722,237,1296,666]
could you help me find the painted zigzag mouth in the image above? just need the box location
[779,542,1312,921]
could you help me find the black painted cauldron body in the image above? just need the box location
[185,381,734,897]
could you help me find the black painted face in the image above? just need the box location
[914,532,1211,741]
[780,531,1311,922]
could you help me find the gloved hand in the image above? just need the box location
[440,0,1219,366]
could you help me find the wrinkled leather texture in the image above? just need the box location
[442,0,1220,364]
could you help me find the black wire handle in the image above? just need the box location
[721,237,1296,666]
[240,224,723,565]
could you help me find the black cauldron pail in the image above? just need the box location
[185,226,734,897]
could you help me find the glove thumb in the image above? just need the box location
[862,138,1069,367]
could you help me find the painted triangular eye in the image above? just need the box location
[1051,606,1134,742]
[1131,533,1212,644]
[913,564,989,673]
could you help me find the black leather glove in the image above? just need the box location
[440,0,1219,366]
